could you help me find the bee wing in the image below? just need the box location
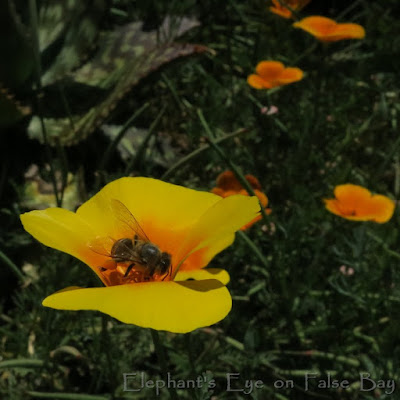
[87,236,114,257]
[110,199,150,242]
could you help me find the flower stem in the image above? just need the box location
[161,127,251,181]
[0,249,25,282]
[198,110,270,223]
[237,231,270,274]
[150,330,179,400]
[29,0,61,207]
[99,102,150,175]
[124,106,166,175]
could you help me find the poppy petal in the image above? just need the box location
[247,74,271,89]
[176,195,260,270]
[76,177,221,239]
[270,5,292,19]
[20,208,106,281]
[293,16,336,36]
[216,170,243,191]
[324,23,365,42]
[42,280,232,333]
[181,233,234,271]
[276,67,304,84]
[256,61,285,80]
[293,16,365,42]
[359,195,395,223]
[324,184,395,223]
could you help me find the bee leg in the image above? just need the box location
[161,267,172,281]
[124,263,135,278]
[134,234,139,245]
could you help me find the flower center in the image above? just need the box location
[99,262,172,286]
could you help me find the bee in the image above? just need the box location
[88,199,172,282]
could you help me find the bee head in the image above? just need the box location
[160,252,171,273]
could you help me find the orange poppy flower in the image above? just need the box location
[270,0,311,19]
[211,171,271,230]
[293,16,365,42]
[20,177,260,333]
[324,184,395,223]
[247,61,304,90]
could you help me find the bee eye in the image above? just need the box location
[161,253,171,268]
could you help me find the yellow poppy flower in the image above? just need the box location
[293,16,365,42]
[269,0,311,19]
[211,171,271,230]
[324,184,395,223]
[247,61,304,90]
[20,177,260,333]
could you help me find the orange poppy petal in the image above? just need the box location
[334,183,370,202]
[360,195,395,223]
[275,67,304,85]
[42,280,232,333]
[293,16,336,36]
[254,190,269,208]
[215,170,243,191]
[256,61,285,81]
[245,174,262,190]
[293,16,365,42]
[247,74,272,89]
[211,187,225,196]
[323,23,366,42]
[324,184,395,223]
[270,5,292,19]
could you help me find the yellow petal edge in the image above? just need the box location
[43,280,232,333]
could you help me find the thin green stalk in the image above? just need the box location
[55,137,69,208]
[57,81,75,132]
[0,249,25,282]
[29,0,61,206]
[293,41,318,64]
[161,73,185,112]
[100,102,150,173]
[337,0,364,20]
[150,330,179,400]
[207,137,270,222]
[197,109,216,140]
[269,350,360,367]
[161,128,250,180]
[367,231,400,260]
[124,106,166,175]
[197,111,270,223]
[377,132,400,178]
[237,231,269,274]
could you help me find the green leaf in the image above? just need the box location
[28,18,208,146]
[40,0,107,85]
